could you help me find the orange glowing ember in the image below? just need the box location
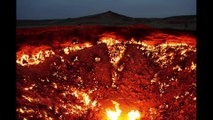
[16,49,55,66]
[63,42,93,55]
[106,101,141,120]
[16,26,196,120]
[128,110,141,120]
[106,101,121,120]
[72,89,97,109]
[98,33,125,67]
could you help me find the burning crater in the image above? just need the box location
[16,26,196,120]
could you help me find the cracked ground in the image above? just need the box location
[16,26,196,120]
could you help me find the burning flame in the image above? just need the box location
[98,32,123,46]
[16,42,93,66]
[98,34,126,67]
[106,101,121,120]
[16,32,196,68]
[128,110,141,120]
[106,101,141,120]
[16,50,55,66]
[191,62,196,70]
[72,89,97,108]
[63,42,92,55]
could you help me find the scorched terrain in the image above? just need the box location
[16,25,196,120]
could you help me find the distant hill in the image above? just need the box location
[74,11,131,20]
[17,11,196,31]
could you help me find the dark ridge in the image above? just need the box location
[163,15,196,20]
[16,11,196,31]
[74,10,131,19]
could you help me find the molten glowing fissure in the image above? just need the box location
[16,33,196,68]
[63,42,93,55]
[17,30,196,119]
[16,50,55,66]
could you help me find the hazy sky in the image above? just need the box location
[16,0,196,20]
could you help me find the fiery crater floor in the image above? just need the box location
[16,26,196,120]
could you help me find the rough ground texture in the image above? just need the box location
[16,25,196,120]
